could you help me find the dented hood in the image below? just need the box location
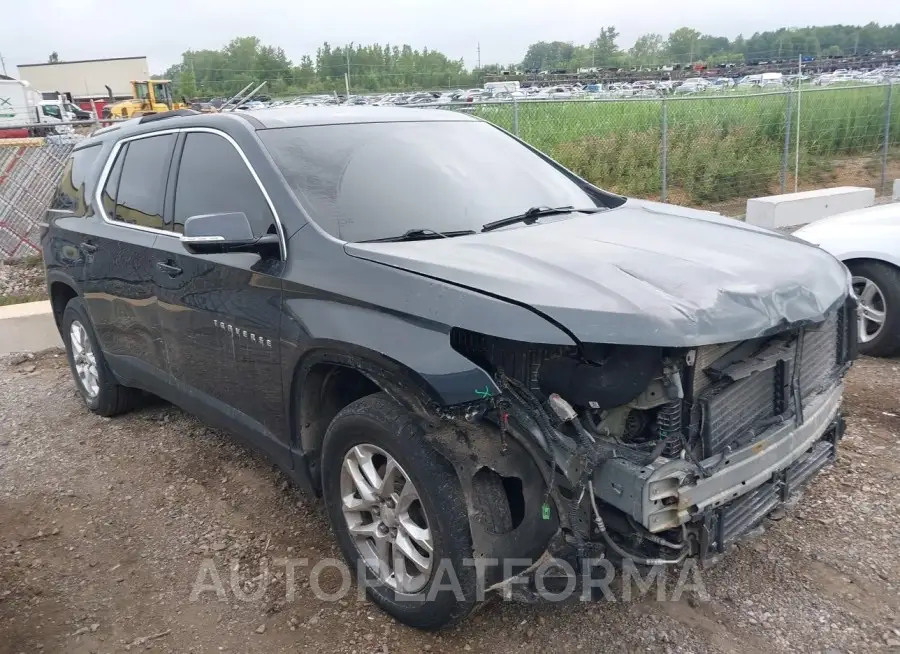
[345,200,849,347]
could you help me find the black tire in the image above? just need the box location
[847,260,900,357]
[321,393,476,630]
[62,297,139,416]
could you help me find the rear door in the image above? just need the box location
[78,133,177,381]
[153,129,286,454]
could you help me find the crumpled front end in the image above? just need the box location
[596,299,855,555]
[447,294,857,574]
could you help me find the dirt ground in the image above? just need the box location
[0,257,46,306]
[1,351,898,654]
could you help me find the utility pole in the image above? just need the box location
[477,43,481,70]
[345,44,352,98]
[0,52,7,77]
[794,54,802,193]
[854,32,859,55]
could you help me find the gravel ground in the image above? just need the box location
[0,351,898,654]
[0,258,47,304]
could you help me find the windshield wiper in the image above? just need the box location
[363,228,477,243]
[481,205,604,232]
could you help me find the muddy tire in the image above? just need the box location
[321,393,476,630]
[62,297,140,416]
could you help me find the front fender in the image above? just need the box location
[280,297,499,409]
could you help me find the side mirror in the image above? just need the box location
[180,212,279,256]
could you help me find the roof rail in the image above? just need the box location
[139,109,200,123]
[91,122,123,136]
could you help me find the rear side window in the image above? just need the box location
[51,145,101,216]
[102,134,176,230]
[173,132,275,235]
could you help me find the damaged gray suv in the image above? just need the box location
[43,106,856,630]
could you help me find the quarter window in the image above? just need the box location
[51,145,101,216]
[100,143,126,218]
[103,134,176,230]
[173,132,275,236]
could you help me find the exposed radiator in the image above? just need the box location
[719,439,834,548]
[692,305,846,457]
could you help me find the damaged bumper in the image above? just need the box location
[594,382,843,536]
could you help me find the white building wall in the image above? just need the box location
[16,57,149,98]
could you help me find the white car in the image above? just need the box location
[793,204,900,356]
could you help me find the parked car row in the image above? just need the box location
[213,64,898,113]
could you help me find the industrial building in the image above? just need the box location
[16,56,150,109]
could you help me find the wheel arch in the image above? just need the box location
[46,271,81,334]
[843,255,900,273]
[289,342,444,491]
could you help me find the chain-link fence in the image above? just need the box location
[0,83,898,260]
[450,82,899,215]
[0,138,78,259]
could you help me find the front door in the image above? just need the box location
[153,130,286,459]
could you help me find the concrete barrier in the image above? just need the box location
[745,186,876,229]
[0,300,61,356]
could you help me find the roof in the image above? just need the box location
[18,56,147,68]
[82,106,478,148]
[248,106,476,129]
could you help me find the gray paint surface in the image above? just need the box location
[347,198,849,347]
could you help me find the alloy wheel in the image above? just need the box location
[340,443,433,594]
[852,275,886,343]
[70,320,99,398]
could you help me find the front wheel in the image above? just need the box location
[848,261,900,357]
[321,393,476,630]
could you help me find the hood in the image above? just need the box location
[794,203,900,237]
[792,203,900,268]
[345,200,850,347]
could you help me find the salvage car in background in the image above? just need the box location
[794,203,900,357]
[43,106,856,630]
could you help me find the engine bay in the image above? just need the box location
[446,295,856,569]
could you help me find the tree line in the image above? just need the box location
[521,23,900,71]
[160,24,900,98]
[164,37,479,99]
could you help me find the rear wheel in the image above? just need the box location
[321,393,476,630]
[62,297,139,416]
[848,261,900,357]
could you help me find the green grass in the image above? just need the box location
[0,291,47,307]
[462,85,900,208]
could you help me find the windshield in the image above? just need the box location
[259,120,610,242]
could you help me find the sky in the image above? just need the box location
[3,0,900,76]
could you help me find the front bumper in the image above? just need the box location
[710,413,842,553]
[594,382,843,534]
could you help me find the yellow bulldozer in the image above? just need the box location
[102,80,187,119]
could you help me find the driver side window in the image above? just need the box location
[173,132,275,236]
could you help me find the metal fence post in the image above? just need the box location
[660,98,668,203]
[513,97,520,137]
[781,90,795,194]
[882,81,894,196]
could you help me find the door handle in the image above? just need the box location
[156,261,183,277]
[79,242,97,254]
